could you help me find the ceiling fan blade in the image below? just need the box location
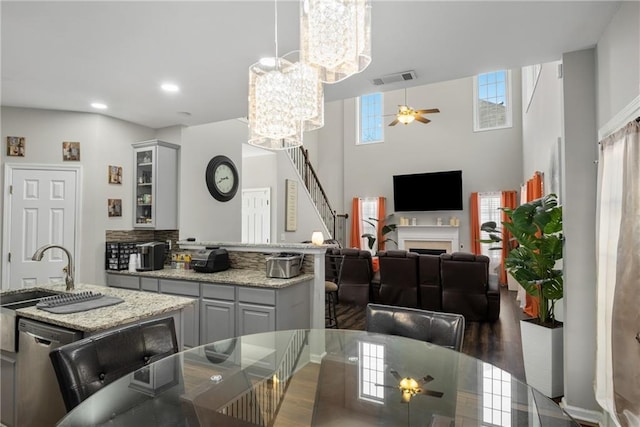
[421,375,435,384]
[388,119,400,126]
[418,389,444,398]
[415,116,431,124]
[390,369,403,381]
[374,383,397,389]
[416,108,440,114]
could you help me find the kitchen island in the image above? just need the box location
[0,283,194,427]
[106,267,314,349]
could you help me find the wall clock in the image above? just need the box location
[205,155,239,202]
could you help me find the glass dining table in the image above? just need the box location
[57,329,578,426]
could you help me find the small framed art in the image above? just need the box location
[108,199,122,217]
[62,141,81,161]
[108,165,123,184]
[7,136,25,157]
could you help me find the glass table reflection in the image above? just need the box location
[57,329,578,426]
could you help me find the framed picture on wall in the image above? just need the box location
[6,136,25,157]
[285,179,297,231]
[62,141,81,161]
[108,199,122,217]
[108,165,122,184]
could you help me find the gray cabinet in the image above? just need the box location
[132,140,179,229]
[237,303,276,336]
[1,351,16,427]
[201,283,236,344]
[201,299,236,344]
[106,273,140,290]
[159,279,200,348]
[109,274,311,348]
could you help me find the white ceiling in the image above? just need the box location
[1,1,621,130]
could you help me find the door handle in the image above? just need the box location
[24,331,53,346]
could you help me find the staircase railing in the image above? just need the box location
[288,146,347,243]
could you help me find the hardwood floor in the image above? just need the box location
[335,285,528,382]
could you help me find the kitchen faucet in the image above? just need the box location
[32,244,74,291]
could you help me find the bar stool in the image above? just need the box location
[325,254,344,329]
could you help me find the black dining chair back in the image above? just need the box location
[49,317,179,411]
[365,303,465,351]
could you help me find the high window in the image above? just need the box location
[473,70,512,131]
[358,93,383,144]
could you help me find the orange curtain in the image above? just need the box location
[349,197,362,249]
[523,172,543,317]
[499,190,518,285]
[469,192,482,255]
[377,197,386,251]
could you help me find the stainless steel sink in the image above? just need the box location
[0,290,60,308]
[1,289,62,353]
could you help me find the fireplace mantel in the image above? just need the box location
[397,225,460,253]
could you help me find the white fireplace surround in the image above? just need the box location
[397,225,460,253]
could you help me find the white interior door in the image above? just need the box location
[241,188,270,244]
[3,166,79,289]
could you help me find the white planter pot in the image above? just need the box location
[507,271,519,292]
[520,319,564,398]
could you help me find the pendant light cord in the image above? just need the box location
[274,0,279,58]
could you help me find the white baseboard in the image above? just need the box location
[560,397,605,425]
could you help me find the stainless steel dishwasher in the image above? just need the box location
[17,318,82,427]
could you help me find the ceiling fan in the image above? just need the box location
[387,89,440,126]
[375,369,444,403]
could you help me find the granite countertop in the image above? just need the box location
[4,283,195,333]
[107,268,315,289]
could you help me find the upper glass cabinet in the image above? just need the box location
[132,140,180,229]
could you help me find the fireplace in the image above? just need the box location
[397,225,460,253]
[409,248,447,256]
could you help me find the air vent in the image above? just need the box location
[371,70,417,86]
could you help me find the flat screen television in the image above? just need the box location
[393,170,463,211]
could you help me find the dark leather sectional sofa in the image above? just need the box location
[376,250,500,322]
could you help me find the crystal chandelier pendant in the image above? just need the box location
[283,51,324,132]
[248,57,304,150]
[300,0,372,84]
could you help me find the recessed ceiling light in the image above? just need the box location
[161,83,180,93]
[91,102,107,109]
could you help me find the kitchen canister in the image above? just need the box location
[128,254,139,272]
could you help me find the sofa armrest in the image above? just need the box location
[486,279,500,322]
[487,278,499,296]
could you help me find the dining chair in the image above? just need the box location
[365,303,465,351]
[325,254,345,328]
[49,317,179,411]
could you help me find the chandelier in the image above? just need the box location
[248,2,325,150]
[300,0,372,84]
[248,56,304,150]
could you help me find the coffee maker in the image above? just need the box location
[137,242,165,271]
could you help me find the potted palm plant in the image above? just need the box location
[361,215,397,255]
[482,193,564,397]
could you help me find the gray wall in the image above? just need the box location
[561,48,599,415]
[319,73,524,251]
[179,119,244,242]
[0,107,156,284]
[521,61,563,184]
[596,1,640,127]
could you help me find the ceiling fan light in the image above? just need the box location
[300,0,372,84]
[397,114,414,125]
